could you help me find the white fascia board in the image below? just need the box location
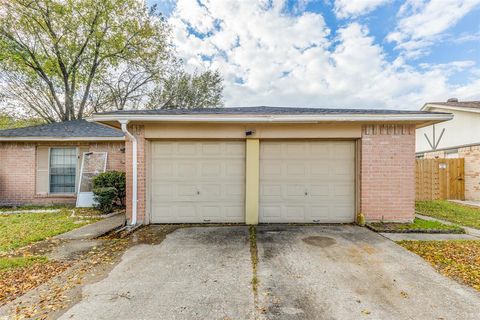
[0,136,125,142]
[422,104,480,114]
[88,113,453,124]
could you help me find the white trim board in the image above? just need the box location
[89,113,453,124]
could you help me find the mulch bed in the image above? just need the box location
[0,261,71,306]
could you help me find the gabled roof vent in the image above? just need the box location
[447,97,459,102]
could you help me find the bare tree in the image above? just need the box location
[0,0,171,122]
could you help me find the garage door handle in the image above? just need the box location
[305,192,308,196]
[197,191,200,195]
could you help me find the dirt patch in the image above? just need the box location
[302,236,336,248]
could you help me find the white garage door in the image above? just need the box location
[150,141,245,223]
[260,141,355,223]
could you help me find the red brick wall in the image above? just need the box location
[125,125,146,224]
[0,142,36,205]
[360,124,416,222]
[0,141,125,206]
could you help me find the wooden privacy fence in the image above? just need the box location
[416,158,465,201]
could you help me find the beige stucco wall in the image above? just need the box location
[144,123,362,139]
[245,139,259,225]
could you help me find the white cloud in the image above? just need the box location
[168,0,480,109]
[387,0,480,58]
[334,0,391,18]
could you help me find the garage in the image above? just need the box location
[259,141,356,223]
[150,141,245,223]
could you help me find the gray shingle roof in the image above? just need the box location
[94,106,446,115]
[0,120,124,138]
[428,101,480,109]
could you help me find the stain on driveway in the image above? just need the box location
[59,225,480,320]
[256,225,480,320]
[60,226,254,320]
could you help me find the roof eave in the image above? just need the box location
[422,103,480,114]
[0,136,125,142]
[88,113,453,127]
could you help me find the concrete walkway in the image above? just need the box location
[55,214,125,240]
[380,232,478,241]
[449,199,480,208]
[378,213,480,241]
[417,213,480,238]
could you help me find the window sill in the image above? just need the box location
[35,193,76,198]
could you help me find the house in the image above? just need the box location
[416,99,480,200]
[88,106,452,225]
[0,120,125,206]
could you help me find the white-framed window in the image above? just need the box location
[49,147,77,194]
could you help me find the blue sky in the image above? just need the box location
[148,0,480,109]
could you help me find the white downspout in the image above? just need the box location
[119,120,137,225]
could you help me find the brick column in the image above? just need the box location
[360,124,416,222]
[125,125,146,224]
[459,146,480,200]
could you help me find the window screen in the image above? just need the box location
[49,148,77,193]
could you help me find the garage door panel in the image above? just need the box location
[226,161,245,177]
[152,183,174,198]
[261,161,282,178]
[310,163,329,176]
[226,142,245,155]
[309,184,330,197]
[224,206,244,219]
[260,141,355,223]
[286,206,306,220]
[261,206,282,220]
[286,163,306,176]
[201,163,222,177]
[286,184,306,197]
[310,143,332,157]
[224,184,244,197]
[202,143,222,156]
[333,184,354,197]
[310,205,330,220]
[262,143,282,158]
[150,141,245,223]
[177,143,197,156]
[152,142,174,155]
[285,143,306,156]
[262,184,282,197]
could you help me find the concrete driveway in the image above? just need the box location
[60,225,480,320]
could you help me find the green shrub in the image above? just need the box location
[92,171,126,213]
[92,187,117,213]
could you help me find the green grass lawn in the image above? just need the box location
[399,240,480,291]
[0,204,74,212]
[368,218,464,233]
[0,256,48,271]
[416,200,480,229]
[0,209,98,252]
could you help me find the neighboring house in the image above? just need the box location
[0,120,125,206]
[416,99,480,200]
[89,106,452,225]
